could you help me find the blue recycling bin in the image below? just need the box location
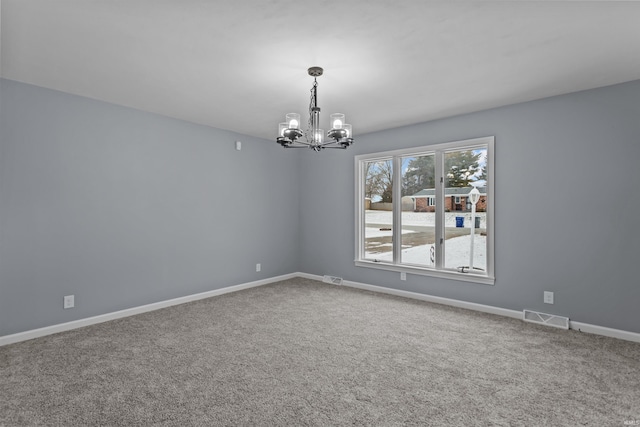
[455,216,464,227]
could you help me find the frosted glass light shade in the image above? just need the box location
[330,113,345,130]
[469,187,481,204]
[286,113,300,129]
[278,122,288,137]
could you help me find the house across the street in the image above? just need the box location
[411,187,487,212]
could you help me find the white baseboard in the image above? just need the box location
[345,278,524,318]
[302,273,522,319]
[3,272,639,346]
[303,273,640,344]
[568,321,640,343]
[0,273,298,347]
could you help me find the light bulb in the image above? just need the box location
[330,113,345,130]
[285,113,300,129]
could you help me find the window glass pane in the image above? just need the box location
[363,160,393,261]
[400,154,436,267]
[444,147,488,272]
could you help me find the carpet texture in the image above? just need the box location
[1,277,639,426]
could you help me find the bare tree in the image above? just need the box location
[364,160,393,202]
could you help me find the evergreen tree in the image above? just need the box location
[445,150,484,187]
[402,155,435,196]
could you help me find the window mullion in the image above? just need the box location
[392,156,403,264]
[355,158,365,261]
[485,139,495,278]
[434,151,444,270]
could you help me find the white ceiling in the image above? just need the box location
[2,1,640,140]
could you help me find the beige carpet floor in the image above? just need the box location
[1,277,639,426]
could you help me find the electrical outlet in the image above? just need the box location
[256,263,261,272]
[544,291,554,304]
[400,272,406,281]
[63,295,75,309]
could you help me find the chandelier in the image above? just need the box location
[277,67,354,151]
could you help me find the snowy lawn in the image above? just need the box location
[365,210,486,228]
[366,234,486,271]
[364,210,487,271]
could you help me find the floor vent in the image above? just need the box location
[323,275,343,285]
[523,310,569,330]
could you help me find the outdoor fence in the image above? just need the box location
[370,202,414,211]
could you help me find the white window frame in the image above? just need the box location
[354,136,495,285]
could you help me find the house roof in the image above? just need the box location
[411,187,487,198]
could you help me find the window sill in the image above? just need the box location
[354,259,495,285]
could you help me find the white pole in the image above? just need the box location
[470,202,475,270]
[468,187,480,271]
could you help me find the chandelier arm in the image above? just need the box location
[288,140,313,147]
[318,144,347,149]
[317,140,342,147]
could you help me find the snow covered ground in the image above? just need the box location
[365,210,486,228]
[364,210,487,271]
[364,228,415,238]
[366,234,487,271]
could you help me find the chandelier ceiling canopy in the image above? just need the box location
[277,67,354,152]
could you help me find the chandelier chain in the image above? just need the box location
[307,78,318,142]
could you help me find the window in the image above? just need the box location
[355,136,494,284]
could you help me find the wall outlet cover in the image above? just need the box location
[544,291,554,304]
[64,295,75,309]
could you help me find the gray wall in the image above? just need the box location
[2,77,639,337]
[0,78,300,336]
[298,80,640,333]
